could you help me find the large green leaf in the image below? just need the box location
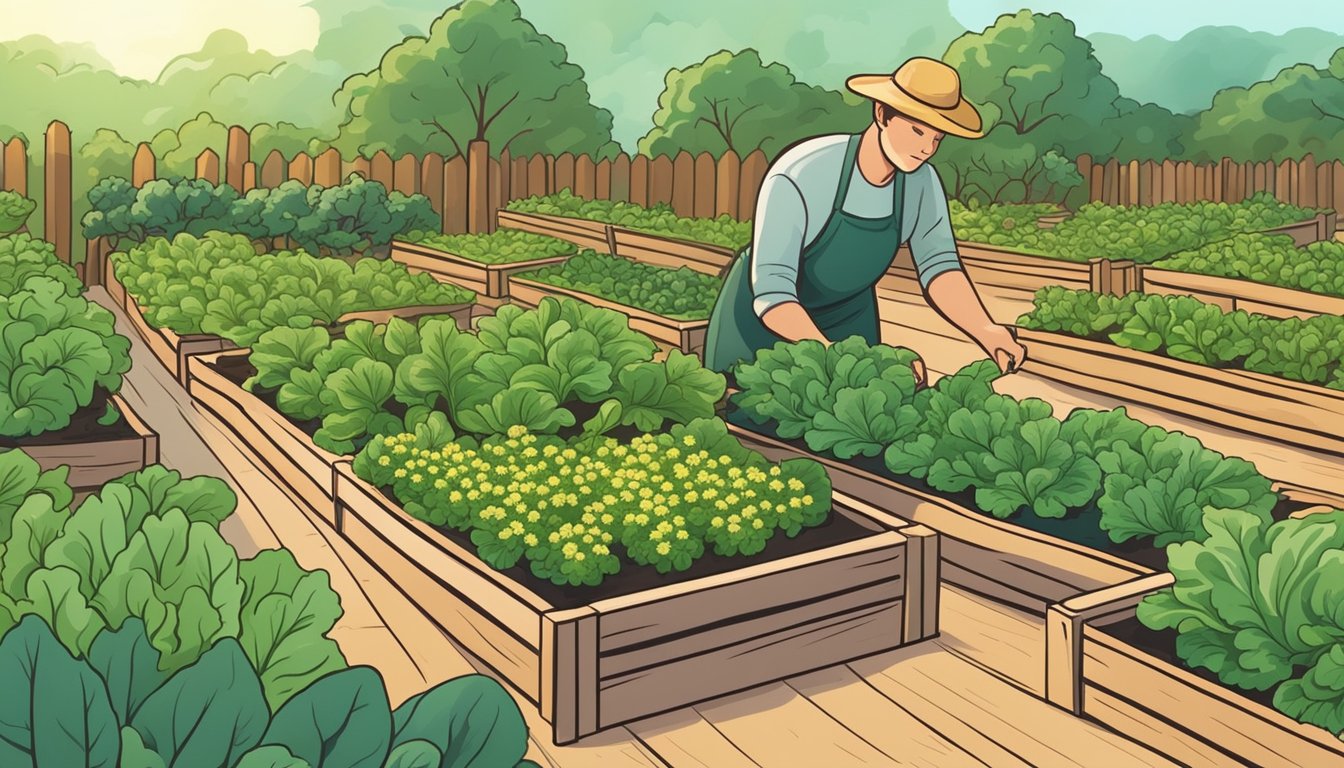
[109,465,237,529]
[0,493,69,601]
[131,638,269,768]
[258,666,391,768]
[456,388,575,435]
[0,615,120,768]
[615,350,724,432]
[245,327,331,392]
[9,566,106,656]
[237,550,346,710]
[88,619,171,725]
[391,675,530,768]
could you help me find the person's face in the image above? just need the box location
[876,106,945,173]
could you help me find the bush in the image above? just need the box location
[401,228,577,265]
[0,233,83,297]
[521,250,723,319]
[507,189,751,249]
[0,190,37,235]
[1155,233,1344,298]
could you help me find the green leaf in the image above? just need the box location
[88,618,172,725]
[234,746,313,768]
[118,727,166,768]
[456,388,575,436]
[391,675,530,768]
[383,739,442,768]
[97,401,121,426]
[237,550,347,711]
[258,666,391,768]
[10,566,106,656]
[246,327,331,392]
[110,465,238,528]
[0,449,71,542]
[0,494,69,601]
[0,614,120,768]
[131,638,269,768]
[579,399,623,444]
[615,350,724,432]
[1275,644,1344,735]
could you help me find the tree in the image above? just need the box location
[943,11,1123,159]
[638,49,869,159]
[934,126,1080,205]
[1184,53,1344,161]
[1101,99,1192,162]
[331,0,618,159]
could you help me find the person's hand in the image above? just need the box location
[980,324,1027,374]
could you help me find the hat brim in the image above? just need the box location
[847,74,986,139]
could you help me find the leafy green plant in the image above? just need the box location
[0,233,83,297]
[0,614,536,768]
[84,175,437,257]
[0,458,345,710]
[111,231,473,347]
[251,298,724,453]
[732,337,924,458]
[520,250,722,320]
[0,191,37,236]
[1155,233,1344,300]
[354,418,831,587]
[1,276,133,437]
[401,229,577,265]
[1018,287,1344,389]
[1138,508,1344,735]
[507,189,751,249]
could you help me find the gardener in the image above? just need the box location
[704,57,1027,381]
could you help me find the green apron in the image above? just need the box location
[704,133,906,373]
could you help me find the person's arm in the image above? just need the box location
[908,166,1027,372]
[749,174,831,344]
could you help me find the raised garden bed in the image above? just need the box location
[186,350,342,527]
[1265,210,1338,246]
[2,392,158,497]
[1045,574,1344,767]
[332,460,940,744]
[726,421,1153,615]
[611,228,736,277]
[389,239,573,299]
[507,275,708,357]
[1139,266,1344,319]
[496,210,614,254]
[1017,327,1344,458]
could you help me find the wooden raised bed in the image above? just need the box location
[1018,327,1344,457]
[1263,210,1338,246]
[1139,266,1344,319]
[496,210,614,254]
[611,228,737,277]
[1046,574,1344,767]
[14,393,159,496]
[728,423,1152,615]
[507,276,708,357]
[187,350,343,527]
[390,239,572,299]
[333,462,940,744]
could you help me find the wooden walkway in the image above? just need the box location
[102,285,1184,767]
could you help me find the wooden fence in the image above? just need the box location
[1078,154,1344,216]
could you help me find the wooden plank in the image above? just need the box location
[496,211,611,253]
[671,151,694,216]
[935,586,1044,696]
[511,155,528,202]
[595,157,611,201]
[555,152,576,194]
[260,149,286,188]
[649,154,673,208]
[131,142,155,186]
[693,152,716,219]
[21,393,156,493]
[542,608,599,744]
[613,229,735,275]
[488,155,503,233]
[630,155,649,207]
[288,153,313,186]
[611,153,631,203]
[314,148,341,186]
[527,155,548,198]
[738,151,767,219]
[43,120,72,263]
[467,142,489,234]
[714,150,740,219]
[574,154,596,199]
[196,149,221,185]
[369,149,393,190]
[623,710,760,768]
[393,153,418,195]
[444,155,468,234]
[225,126,249,191]
[1140,267,1344,319]
[2,138,26,195]
[420,153,445,224]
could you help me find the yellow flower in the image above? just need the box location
[752,518,765,529]
[383,436,397,447]
[466,490,481,501]
[393,468,407,479]
[769,479,785,492]
[377,455,391,467]
[449,490,463,503]
[574,551,586,561]
[649,530,664,541]
[434,479,447,490]
[710,516,725,528]
[685,491,699,503]
[727,523,741,534]
[802,495,814,505]
[682,435,696,447]
[656,541,672,556]
[498,528,513,540]
[524,533,539,547]
[392,445,407,455]
[787,478,805,491]
[562,542,579,557]
[789,497,802,509]
[676,529,689,540]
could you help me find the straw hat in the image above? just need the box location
[846,57,985,139]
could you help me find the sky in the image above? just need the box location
[948,0,1342,39]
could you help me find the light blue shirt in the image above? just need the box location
[749,134,963,317]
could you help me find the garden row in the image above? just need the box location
[0,231,544,767]
[100,238,942,744]
[725,336,1344,765]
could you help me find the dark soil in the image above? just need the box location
[214,356,875,610]
[1101,615,1285,711]
[0,388,138,447]
[718,405,1318,573]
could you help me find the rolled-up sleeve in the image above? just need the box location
[750,174,809,317]
[907,164,963,288]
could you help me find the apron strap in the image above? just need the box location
[830,134,863,214]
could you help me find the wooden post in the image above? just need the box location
[715,151,740,219]
[288,153,314,186]
[610,153,630,203]
[260,150,286,188]
[630,155,649,207]
[693,151,716,219]
[226,126,249,191]
[2,138,27,195]
[739,150,768,220]
[1089,258,1111,295]
[649,154,674,207]
[196,149,220,185]
[314,148,341,186]
[351,155,372,181]
[497,148,511,207]
[132,143,155,187]
[554,152,575,195]
[420,153,445,229]
[1075,154,1093,201]
[444,154,468,234]
[467,141,489,234]
[241,162,257,193]
[393,153,418,196]
[595,157,611,200]
[370,150,394,190]
[44,120,72,264]
[671,151,694,216]
[574,154,596,198]
[488,154,502,233]
[527,155,547,198]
